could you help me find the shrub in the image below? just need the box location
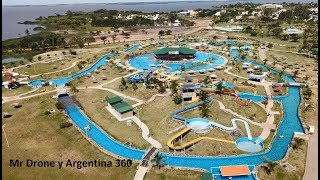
[55,102,63,110]
[44,110,51,116]
[60,122,73,129]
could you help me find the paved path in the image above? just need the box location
[132,116,162,149]
[258,47,267,61]
[303,134,318,180]
[133,166,149,180]
[2,89,58,104]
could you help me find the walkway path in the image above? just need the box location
[133,166,149,180]
[2,89,58,104]
[258,47,268,61]
[303,134,318,180]
[132,116,162,149]
[224,66,247,80]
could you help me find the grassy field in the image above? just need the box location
[138,94,262,155]
[257,138,308,180]
[104,78,159,101]
[2,85,33,97]
[2,93,139,180]
[16,58,77,75]
[74,89,149,150]
[211,94,268,124]
[145,167,202,180]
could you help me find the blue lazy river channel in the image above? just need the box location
[57,45,304,175]
[29,53,116,87]
[29,45,140,87]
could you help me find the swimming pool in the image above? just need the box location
[218,82,235,89]
[284,29,303,34]
[59,41,304,176]
[238,93,267,103]
[128,52,226,71]
[236,137,264,153]
[185,118,212,133]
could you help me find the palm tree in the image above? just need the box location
[100,37,107,45]
[263,59,268,65]
[151,154,163,169]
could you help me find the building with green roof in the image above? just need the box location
[106,96,134,118]
[154,47,196,61]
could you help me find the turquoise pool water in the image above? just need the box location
[124,45,140,52]
[237,93,267,103]
[185,118,212,132]
[218,82,235,89]
[60,96,145,160]
[28,79,43,88]
[285,29,302,34]
[236,137,264,153]
[59,42,304,177]
[128,52,226,71]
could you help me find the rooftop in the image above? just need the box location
[154,47,196,55]
[106,96,123,105]
[113,102,134,114]
[220,165,251,177]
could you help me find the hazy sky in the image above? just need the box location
[3,0,208,5]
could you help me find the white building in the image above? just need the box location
[257,4,283,9]
[170,19,181,26]
[235,16,242,20]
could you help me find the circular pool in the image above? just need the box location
[185,118,212,133]
[128,52,226,71]
[236,137,264,153]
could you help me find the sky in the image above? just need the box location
[3,0,210,6]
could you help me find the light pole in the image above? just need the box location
[2,124,9,147]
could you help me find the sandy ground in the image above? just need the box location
[88,19,211,45]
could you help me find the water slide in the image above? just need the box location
[171,97,253,140]
[200,87,252,106]
[234,96,251,106]
[167,127,235,150]
[210,119,252,140]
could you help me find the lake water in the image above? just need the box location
[2,57,24,63]
[2,0,313,41]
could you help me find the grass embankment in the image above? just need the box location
[2,86,33,97]
[2,93,138,179]
[75,89,149,150]
[145,167,202,180]
[139,95,262,156]
[104,78,159,101]
[258,138,308,180]
[212,94,267,124]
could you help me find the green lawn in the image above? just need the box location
[258,138,308,180]
[104,78,159,101]
[2,85,33,97]
[212,94,268,124]
[75,89,149,149]
[2,93,138,180]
